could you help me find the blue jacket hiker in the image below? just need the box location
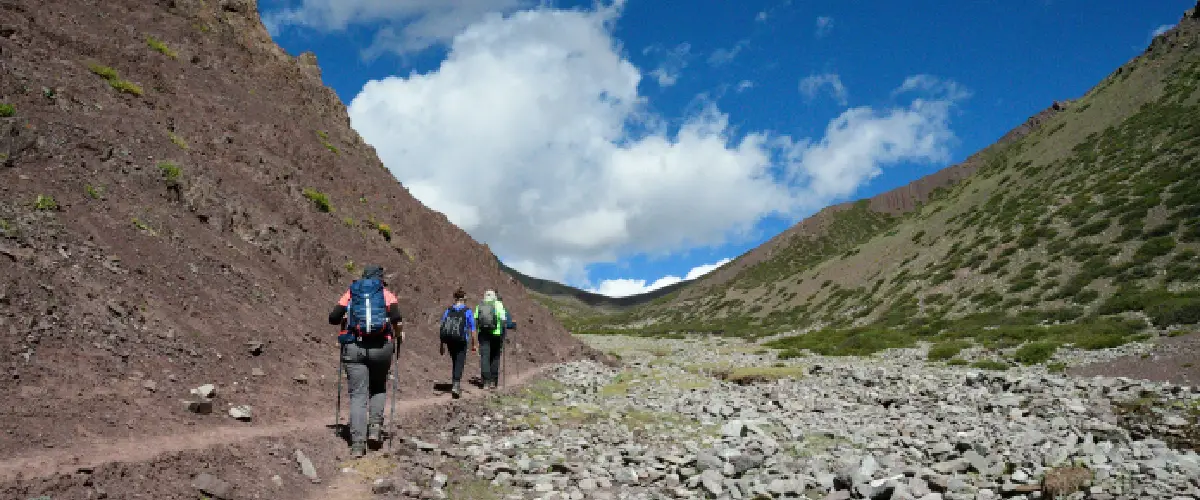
[438,288,476,398]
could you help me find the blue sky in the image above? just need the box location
[260,0,1193,296]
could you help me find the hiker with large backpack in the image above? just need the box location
[438,288,476,399]
[328,265,404,458]
[475,289,508,390]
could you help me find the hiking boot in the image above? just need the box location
[489,379,498,390]
[367,423,382,443]
[451,382,461,399]
[350,441,366,458]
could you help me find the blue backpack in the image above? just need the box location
[346,278,389,336]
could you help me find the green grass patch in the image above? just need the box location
[444,478,510,500]
[85,185,103,199]
[0,103,14,117]
[971,360,1011,371]
[302,188,333,212]
[927,340,971,361]
[366,217,392,241]
[108,79,144,96]
[33,194,57,211]
[88,63,144,96]
[145,35,178,58]
[1099,287,1200,327]
[316,130,340,155]
[157,161,181,187]
[718,366,806,385]
[131,218,157,236]
[1013,341,1059,365]
[88,63,118,80]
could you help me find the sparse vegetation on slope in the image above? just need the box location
[540,16,1200,362]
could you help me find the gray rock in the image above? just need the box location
[191,384,216,399]
[295,449,319,483]
[184,400,212,414]
[372,478,396,494]
[192,472,232,499]
[228,405,252,421]
[700,469,724,495]
[722,420,746,438]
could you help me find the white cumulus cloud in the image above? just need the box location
[588,258,733,297]
[346,2,968,285]
[261,0,530,59]
[799,73,848,106]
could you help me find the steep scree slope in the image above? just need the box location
[0,0,598,467]
[562,3,1200,341]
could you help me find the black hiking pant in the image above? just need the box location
[341,337,393,445]
[479,333,504,384]
[445,339,467,384]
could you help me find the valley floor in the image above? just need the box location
[376,333,1199,500]
[4,333,1199,500]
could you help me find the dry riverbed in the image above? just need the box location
[355,334,1199,500]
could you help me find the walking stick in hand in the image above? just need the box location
[388,322,402,451]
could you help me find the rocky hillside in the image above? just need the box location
[556,3,1200,349]
[0,0,599,495]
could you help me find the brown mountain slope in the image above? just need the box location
[0,0,598,491]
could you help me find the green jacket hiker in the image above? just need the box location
[475,289,508,389]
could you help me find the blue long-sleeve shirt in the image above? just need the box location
[440,304,475,342]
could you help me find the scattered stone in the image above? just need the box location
[376,335,1199,500]
[184,400,212,414]
[295,449,319,483]
[247,341,264,356]
[191,472,231,499]
[142,380,156,392]
[372,478,395,494]
[251,367,265,377]
[191,384,216,399]
[228,405,252,421]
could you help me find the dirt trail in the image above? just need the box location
[0,365,552,486]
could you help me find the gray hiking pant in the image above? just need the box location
[341,337,393,444]
[479,333,504,383]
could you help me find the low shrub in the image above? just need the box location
[927,340,971,361]
[302,188,333,212]
[1014,341,1058,365]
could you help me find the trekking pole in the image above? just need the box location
[335,319,347,436]
[388,324,401,451]
[335,348,343,434]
